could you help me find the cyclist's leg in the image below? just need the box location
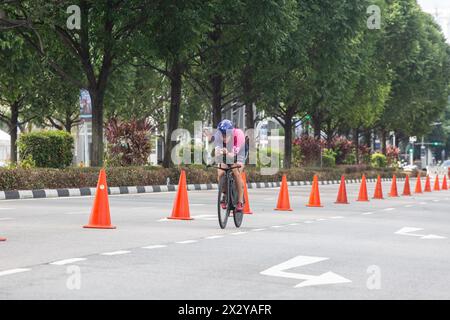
[218,163,227,208]
[232,163,245,204]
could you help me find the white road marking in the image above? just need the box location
[383,208,395,211]
[330,216,344,219]
[260,255,351,288]
[404,205,413,208]
[0,208,14,210]
[395,227,446,240]
[251,228,266,232]
[433,200,440,202]
[176,240,198,244]
[289,223,299,226]
[50,258,87,265]
[316,218,326,221]
[100,250,131,256]
[141,245,167,249]
[0,268,31,277]
[0,217,13,221]
[419,202,427,205]
[231,231,248,235]
[271,225,283,228]
[362,212,374,215]
[304,221,314,224]
[204,235,224,240]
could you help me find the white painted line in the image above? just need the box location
[304,221,314,224]
[176,240,198,244]
[289,223,299,226]
[204,235,224,240]
[271,225,283,228]
[433,200,440,202]
[251,228,266,232]
[316,218,326,221]
[0,268,31,277]
[0,208,14,210]
[419,202,427,205]
[362,212,374,215]
[383,208,395,211]
[404,205,413,208]
[50,258,87,265]
[141,245,167,249]
[0,217,13,221]
[100,250,131,256]
[231,231,248,235]
[330,216,344,219]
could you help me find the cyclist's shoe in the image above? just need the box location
[220,194,227,210]
[236,202,244,212]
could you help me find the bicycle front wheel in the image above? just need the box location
[218,175,229,229]
[232,182,243,228]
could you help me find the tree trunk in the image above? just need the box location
[210,73,223,127]
[9,101,19,163]
[353,127,360,164]
[163,62,183,168]
[90,89,105,167]
[242,65,255,130]
[312,110,322,139]
[381,129,387,155]
[283,115,292,169]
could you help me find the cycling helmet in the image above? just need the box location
[217,119,234,134]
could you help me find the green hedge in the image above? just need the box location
[0,165,406,191]
[18,130,74,168]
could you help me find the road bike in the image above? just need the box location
[217,164,244,229]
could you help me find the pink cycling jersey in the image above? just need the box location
[214,128,246,156]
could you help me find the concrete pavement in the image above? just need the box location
[0,178,449,299]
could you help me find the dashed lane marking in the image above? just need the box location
[383,208,395,211]
[362,212,374,215]
[0,268,31,277]
[251,228,266,232]
[141,245,167,249]
[230,231,248,235]
[0,217,14,221]
[330,216,344,219]
[49,258,87,265]
[204,235,224,240]
[176,240,198,244]
[100,250,131,256]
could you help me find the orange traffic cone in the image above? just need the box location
[241,172,253,214]
[389,175,399,197]
[373,175,383,199]
[424,175,432,192]
[415,174,422,193]
[335,175,349,204]
[168,170,193,220]
[442,175,448,190]
[433,175,440,191]
[402,175,411,196]
[275,175,292,211]
[357,174,369,202]
[307,175,323,207]
[84,169,116,229]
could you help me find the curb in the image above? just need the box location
[0,177,404,201]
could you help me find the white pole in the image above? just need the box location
[410,142,414,166]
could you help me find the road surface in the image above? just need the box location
[0,178,449,299]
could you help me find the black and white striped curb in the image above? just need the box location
[0,177,404,201]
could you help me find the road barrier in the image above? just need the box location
[241,172,253,215]
[357,175,369,202]
[415,174,423,193]
[442,175,448,190]
[434,175,441,191]
[424,175,432,192]
[402,175,411,196]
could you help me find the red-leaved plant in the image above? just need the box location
[105,117,153,166]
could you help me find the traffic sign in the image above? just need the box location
[409,136,417,143]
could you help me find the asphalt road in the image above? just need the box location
[0,178,449,299]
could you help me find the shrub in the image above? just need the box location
[293,135,321,166]
[105,117,152,166]
[326,137,354,164]
[371,152,387,168]
[343,152,357,165]
[386,145,400,166]
[18,130,74,168]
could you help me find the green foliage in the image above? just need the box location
[371,152,387,168]
[322,149,336,167]
[17,131,74,168]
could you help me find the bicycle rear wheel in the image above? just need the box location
[218,176,229,229]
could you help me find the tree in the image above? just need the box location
[2,0,156,166]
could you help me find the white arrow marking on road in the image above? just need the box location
[395,227,446,240]
[260,255,351,288]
